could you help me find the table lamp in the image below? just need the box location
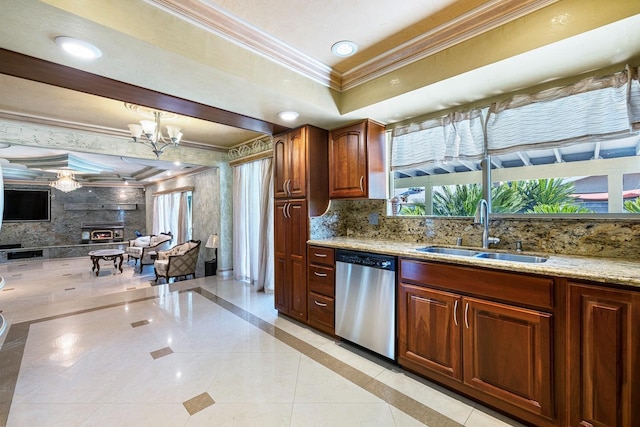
[205,234,219,276]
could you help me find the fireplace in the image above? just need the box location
[81,222,125,243]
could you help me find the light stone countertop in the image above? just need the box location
[308,237,640,289]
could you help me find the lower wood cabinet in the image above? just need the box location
[398,259,556,426]
[568,282,640,427]
[307,245,335,335]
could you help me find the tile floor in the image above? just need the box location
[0,256,525,426]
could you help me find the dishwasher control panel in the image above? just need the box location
[335,249,396,271]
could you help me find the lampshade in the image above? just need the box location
[205,234,219,249]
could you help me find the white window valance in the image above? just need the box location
[391,66,640,172]
[391,109,485,171]
[486,71,632,155]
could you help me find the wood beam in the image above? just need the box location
[0,48,289,136]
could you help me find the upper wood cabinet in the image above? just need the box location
[328,119,386,199]
[273,125,329,216]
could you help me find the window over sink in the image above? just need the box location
[390,65,640,218]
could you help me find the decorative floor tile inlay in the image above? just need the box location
[150,346,173,359]
[130,319,150,328]
[183,392,215,415]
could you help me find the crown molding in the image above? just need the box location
[149,0,558,92]
[149,0,341,90]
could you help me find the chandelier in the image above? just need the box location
[50,170,82,192]
[127,108,183,158]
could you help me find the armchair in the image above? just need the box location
[154,240,201,283]
[126,232,173,272]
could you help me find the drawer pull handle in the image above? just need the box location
[464,302,470,329]
[314,272,327,277]
[314,253,327,258]
[453,300,459,326]
[314,300,327,307]
[359,176,364,192]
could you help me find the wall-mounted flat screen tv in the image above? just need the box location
[3,189,51,222]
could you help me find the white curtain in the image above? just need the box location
[391,108,485,171]
[487,72,632,154]
[232,157,273,293]
[153,191,191,243]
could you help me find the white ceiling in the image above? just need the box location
[0,0,639,184]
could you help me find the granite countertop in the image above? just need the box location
[308,237,640,289]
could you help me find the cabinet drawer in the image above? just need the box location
[308,265,334,296]
[308,292,335,335]
[399,258,554,310]
[308,246,334,266]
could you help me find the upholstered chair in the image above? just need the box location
[153,240,201,283]
[125,232,173,272]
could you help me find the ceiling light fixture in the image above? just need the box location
[278,111,299,121]
[127,107,183,159]
[50,170,82,192]
[331,40,358,57]
[54,36,102,59]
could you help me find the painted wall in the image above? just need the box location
[311,199,640,260]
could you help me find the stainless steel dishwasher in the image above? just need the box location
[335,249,397,360]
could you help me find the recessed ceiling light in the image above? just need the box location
[278,111,299,121]
[54,36,102,59]
[331,40,358,57]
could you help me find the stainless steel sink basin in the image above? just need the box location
[416,247,481,257]
[415,246,547,263]
[473,252,547,263]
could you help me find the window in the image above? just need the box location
[390,66,640,217]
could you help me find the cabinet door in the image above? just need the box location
[287,200,308,321]
[287,127,307,198]
[568,283,640,427]
[398,283,462,381]
[273,134,289,199]
[274,201,289,312]
[463,297,553,420]
[329,121,367,198]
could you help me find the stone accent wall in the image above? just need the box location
[311,199,640,260]
[0,184,145,249]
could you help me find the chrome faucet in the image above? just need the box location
[474,198,499,249]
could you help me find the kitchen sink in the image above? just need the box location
[416,247,481,257]
[473,252,547,263]
[416,246,548,263]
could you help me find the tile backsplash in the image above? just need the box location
[311,199,640,260]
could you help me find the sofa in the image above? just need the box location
[154,240,201,284]
[126,232,173,272]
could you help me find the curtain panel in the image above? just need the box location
[391,109,485,171]
[390,66,640,169]
[486,71,632,155]
[153,191,191,243]
[232,157,274,293]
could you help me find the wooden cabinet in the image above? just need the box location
[567,282,640,427]
[328,119,386,199]
[273,125,328,322]
[274,127,306,199]
[398,284,462,380]
[307,245,335,335]
[274,199,308,320]
[463,297,553,420]
[398,259,556,425]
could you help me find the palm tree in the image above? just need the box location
[509,178,576,212]
[529,204,593,213]
[433,184,525,216]
[624,197,640,213]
